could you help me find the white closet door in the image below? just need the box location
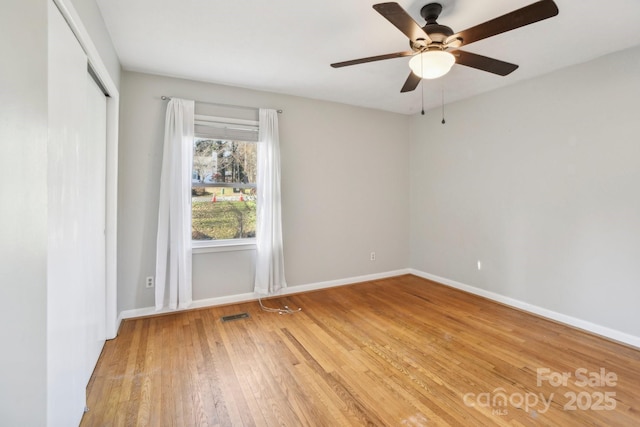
[47,1,107,425]
[85,74,107,384]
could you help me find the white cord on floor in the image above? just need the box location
[258,298,302,315]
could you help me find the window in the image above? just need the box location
[191,138,257,243]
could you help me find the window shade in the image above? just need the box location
[193,114,259,142]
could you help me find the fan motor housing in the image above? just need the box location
[423,23,453,43]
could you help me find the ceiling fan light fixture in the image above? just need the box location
[409,50,455,79]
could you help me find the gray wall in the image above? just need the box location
[0,1,48,424]
[409,45,640,337]
[118,71,410,312]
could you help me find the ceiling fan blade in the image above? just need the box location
[448,0,558,47]
[373,2,432,44]
[331,51,414,68]
[453,50,518,76]
[400,72,421,93]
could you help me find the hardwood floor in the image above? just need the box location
[82,275,640,426]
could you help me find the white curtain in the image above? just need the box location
[155,98,194,310]
[254,109,287,295]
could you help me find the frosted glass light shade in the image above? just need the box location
[409,51,455,79]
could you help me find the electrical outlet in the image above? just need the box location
[370,252,376,261]
[146,276,154,288]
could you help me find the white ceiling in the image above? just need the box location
[96,0,640,115]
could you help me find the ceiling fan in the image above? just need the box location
[331,0,559,92]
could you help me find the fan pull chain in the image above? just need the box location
[441,88,446,124]
[421,57,425,115]
[421,82,425,116]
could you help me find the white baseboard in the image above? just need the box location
[116,268,411,327]
[409,269,640,349]
[279,268,411,296]
[117,267,639,349]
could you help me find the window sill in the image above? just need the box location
[192,239,256,254]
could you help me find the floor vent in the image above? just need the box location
[221,312,250,322]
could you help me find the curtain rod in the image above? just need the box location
[161,96,282,114]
